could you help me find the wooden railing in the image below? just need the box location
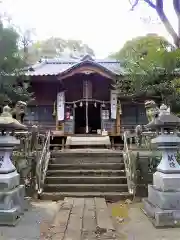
[36,130,51,196]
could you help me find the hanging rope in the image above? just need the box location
[65,99,110,104]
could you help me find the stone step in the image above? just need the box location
[46,169,126,176]
[41,192,131,201]
[43,183,128,192]
[50,157,123,164]
[66,136,111,146]
[45,176,127,184]
[48,162,124,170]
[50,149,123,158]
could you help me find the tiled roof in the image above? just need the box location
[25,55,125,76]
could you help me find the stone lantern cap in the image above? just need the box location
[0,105,27,131]
[144,100,157,108]
[145,104,180,130]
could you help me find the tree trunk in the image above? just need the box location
[156,10,180,48]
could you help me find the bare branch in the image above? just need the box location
[129,0,156,9]
[129,0,156,10]
[144,0,156,9]
[173,0,180,37]
[156,0,163,10]
[155,2,180,46]
[144,0,180,47]
[129,0,139,10]
[129,0,180,47]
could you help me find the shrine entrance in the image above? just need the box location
[63,72,113,135]
[74,103,101,134]
[74,105,86,134]
[88,103,101,134]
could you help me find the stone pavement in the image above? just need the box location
[0,200,63,240]
[0,198,179,239]
[46,197,117,240]
[109,202,180,240]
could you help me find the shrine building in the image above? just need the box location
[24,54,147,140]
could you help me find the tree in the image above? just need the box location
[110,34,174,62]
[129,0,180,48]
[0,21,33,108]
[114,34,180,108]
[19,28,35,65]
[26,38,95,64]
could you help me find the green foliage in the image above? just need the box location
[113,34,180,107]
[0,21,33,107]
[25,37,95,64]
[110,34,174,63]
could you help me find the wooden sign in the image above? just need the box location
[111,90,117,119]
[57,91,65,121]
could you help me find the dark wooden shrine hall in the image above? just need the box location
[24,54,147,137]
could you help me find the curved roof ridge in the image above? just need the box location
[37,57,120,64]
[25,56,124,76]
[27,61,46,71]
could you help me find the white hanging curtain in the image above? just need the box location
[57,91,65,121]
[111,90,117,119]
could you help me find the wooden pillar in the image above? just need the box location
[116,101,121,135]
[111,137,115,149]
[62,137,65,150]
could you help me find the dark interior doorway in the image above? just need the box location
[88,103,101,134]
[75,105,86,134]
[75,103,101,134]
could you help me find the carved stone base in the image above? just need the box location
[0,171,19,191]
[0,206,23,226]
[148,185,180,210]
[0,185,25,210]
[142,198,180,227]
[0,185,25,226]
[153,171,180,191]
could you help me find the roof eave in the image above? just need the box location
[58,60,120,78]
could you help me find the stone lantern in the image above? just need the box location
[143,104,180,227]
[0,105,27,225]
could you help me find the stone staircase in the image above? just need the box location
[41,149,131,201]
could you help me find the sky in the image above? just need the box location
[0,0,177,57]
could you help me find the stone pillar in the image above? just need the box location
[143,104,180,227]
[0,106,27,225]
